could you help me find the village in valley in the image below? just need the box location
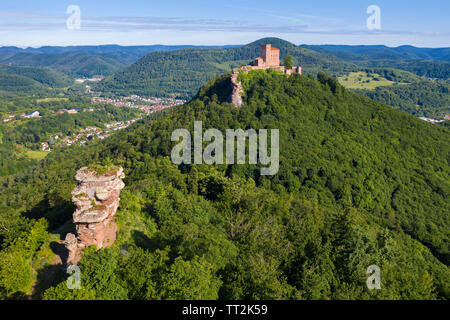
[40,119,141,151]
[91,95,186,114]
[1,92,187,152]
[2,94,186,124]
[39,94,186,152]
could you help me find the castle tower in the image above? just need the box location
[261,44,271,65]
[260,44,280,67]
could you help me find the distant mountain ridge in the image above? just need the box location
[0,44,240,77]
[3,43,447,62]
[0,64,72,93]
[304,44,450,79]
[303,44,450,62]
[2,40,449,80]
[94,38,358,98]
[0,52,126,78]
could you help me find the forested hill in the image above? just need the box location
[303,44,450,79]
[0,52,124,78]
[0,65,72,89]
[0,70,448,300]
[0,44,239,77]
[94,38,358,98]
[0,44,238,65]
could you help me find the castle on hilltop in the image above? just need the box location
[244,44,302,75]
[229,44,302,107]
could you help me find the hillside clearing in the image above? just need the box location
[338,71,399,90]
[26,149,49,160]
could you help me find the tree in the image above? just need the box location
[283,55,293,69]
[0,209,30,248]
[0,250,33,297]
[160,256,221,300]
[42,284,97,300]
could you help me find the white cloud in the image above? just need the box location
[0,10,448,47]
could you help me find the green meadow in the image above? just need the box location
[338,71,398,90]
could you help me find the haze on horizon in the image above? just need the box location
[0,0,449,48]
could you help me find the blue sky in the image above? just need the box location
[0,0,449,47]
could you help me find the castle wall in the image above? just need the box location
[254,57,264,67]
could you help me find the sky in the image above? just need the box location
[0,0,449,48]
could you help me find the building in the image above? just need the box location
[3,112,26,122]
[247,44,302,75]
[23,111,41,118]
[254,44,280,68]
[419,117,445,124]
[41,142,51,151]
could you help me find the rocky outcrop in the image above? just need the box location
[64,233,79,265]
[64,166,125,264]
[228,70,243,107]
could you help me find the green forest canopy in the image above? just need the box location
[0,69,448,300]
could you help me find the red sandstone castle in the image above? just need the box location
[229,44,302,106]
[255,44,280,68]
[247,44,302,75]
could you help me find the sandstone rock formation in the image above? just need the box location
[228,70,243,107]
[64,166,125,264]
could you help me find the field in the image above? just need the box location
[25,149,49,160]
[338,71,397,90]
[36,97,69,103]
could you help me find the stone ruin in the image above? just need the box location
[64,166,125,264]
